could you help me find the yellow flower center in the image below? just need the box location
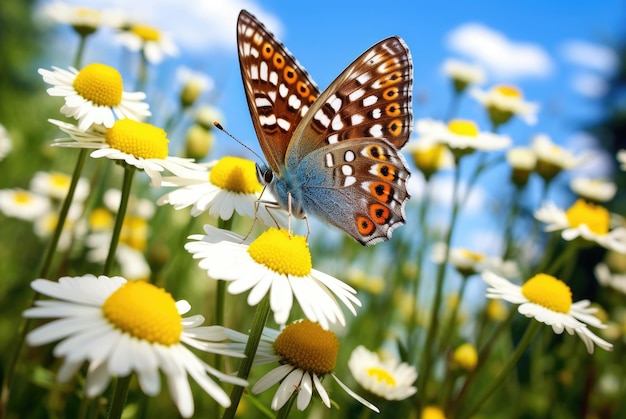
[120,216,148,251]
[131,25,161,42]
[14,191,33,204]
[247,228,312,276]
[209,156,263,194]
[105,119,169,159]
[422,406,447,419]
[565,199,610,236]
[452,343,478,371]
[50,172,71,190]
[89,207,114,231]
[447,119,479,137]
[102,281,182,345]
[76,7,101,20]
[494,85,522,99]
[366,366,397,386]
[73,63,123,107]
[521,273,572,314]
[273,320,339,375]
[459,249,484,262]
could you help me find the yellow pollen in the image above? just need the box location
[521,273,572,314]
[14,191,33,204]
[273,320,339,375]
[412,144,447,170]
[494,85,522,99]
[131,25,161,42]
[247,228,312,276]
[50,172,71,189]
[73,63,123,107]
[105,119,169,159]
[89,207,114,231]
[447,119,479,137]
[452,343,478,371]
[459,249,484,262]
[102,281,182,345]
[565,199,609,236]
[209,156,263,194]
[366,366,397,386]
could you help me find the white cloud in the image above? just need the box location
[38,0,282,53]
[561,40,618,73]
[446,23,553,80]
[571,73,609,98]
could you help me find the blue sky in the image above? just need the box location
[37,0,625,255]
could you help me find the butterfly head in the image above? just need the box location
[255,163,274,186]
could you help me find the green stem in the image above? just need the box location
[502,187,522,260]
[74,34,88,68]
[136,50,149,94]
[418,158,463,399]
[459,320,541,419]
[107,376,132,419]
[222,296,271,419]
[103,167,135,276]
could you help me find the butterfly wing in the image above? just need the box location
[237,10,321,174]
[286,36,413,166]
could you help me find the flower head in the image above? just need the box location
[50,119,206,186]
[185,225,361,329]
[227,320,378,412]
[42,1,122,35]
[442,59,485,93]
[158,156,286,226]
[23,275,247,417]
[30,171,90,202]
[506,147,536,188]
[595,262,626,295]
[535,199,626,253]
[531,134,588,182]
[414,118,511,160]
[348,345,417,400]
[482,271,613,353]
[40,64,150,131]
[471,84,538,127]
[451,343,478,371]
[405,136,454,180]
[570,177,616,203]
[116,23,178,64]
[0,188,51,221]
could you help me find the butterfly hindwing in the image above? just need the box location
[237,10,321,174]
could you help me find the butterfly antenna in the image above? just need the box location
[213,121,265,165]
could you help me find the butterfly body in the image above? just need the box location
[238,10,413,246]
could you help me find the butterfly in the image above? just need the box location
[237,10,412,246]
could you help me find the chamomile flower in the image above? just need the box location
[158,156,287,227]
[30,171,90,202]
[506,147,536,187]
[570,177,616,203]
[185,225,361,329]
[535,199,626,253]
[0,189,50,221]
[405,136,454,180]
[482,271,613,353]
[442,58,486,93]
[39,64,150,131]
[595,263,626,295]
[116,23,178,64]
[471,84,538,127]
[432,243,518,278]
[414,118,511,159]
[227,320,378,412]
[177,66,215,107]
[0,123,12,161]
[50,119,206,187]
[348,345,418,400]
[42,2,120,35]
[23,275,248,417]
[532,134,588,182]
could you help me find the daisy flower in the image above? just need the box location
[0,188,50,221]
[176,66,215,107]
[50,118,206,187]
[451,342,478,371]
[23,275,248,417]
[531,134,589,182]
[431,243,518,278]
[39,63,151,131]
[535,199,626,253]
[185,225,361,329]
[30,171,90,202]
[158,156,287,227]
[405,136,454,180]
[442,58,486,93]
[414,118,511,160]
[348,345,418,400]
[41,1,122,35]
[33,204,85,251]
[506,147,536,188]
[0,123,12,161]
[595,262,626,295]
[116,23,178,64]
[570,177,616,203]
[471,84,538,127]
[482,271,613,353]
[227,320,378,412]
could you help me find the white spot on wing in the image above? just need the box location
[344,150,355,162]
[250,64,259,81]
[279,83,288,98]
[342,165,353,176]
[363,95,378,107]
[328,94,342,112]
[349,89,365,102]
[255,97,272,108]
[327,133,339,144]
[259,114,277,126]
[288,94,301,110]
[269,71,279,86]
[344,176,357,187]
[372,108,382,119]
[277,118,291,131]
[268,91,277,102]
[260,61,268,81]
[314,109,331,128]
[251,46,259,58]
[331,115,344,130]
[356,73,371,85]
[369,124,383,137]
[351,114,365,125]
[325,153,334,167]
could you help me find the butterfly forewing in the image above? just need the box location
[287,36,413,166]
[237,10,321,174]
